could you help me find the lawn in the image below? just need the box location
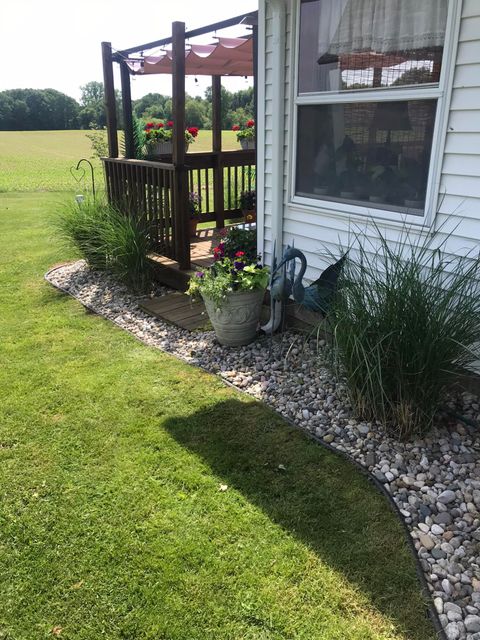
[0,190,436,639]
[0,130,240,193]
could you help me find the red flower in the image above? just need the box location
[187,126,199,137]
[232,125,240,131]
[146,122,154,129]
[235,251,245,257]
[167,120,174,127]
[246,119,255,127]
[157,122,164,128]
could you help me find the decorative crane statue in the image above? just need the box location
[261,244,347,334]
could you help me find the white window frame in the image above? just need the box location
[288,0,462,229]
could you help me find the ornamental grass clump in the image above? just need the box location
[55,198,152,292]
[329,224,480,439]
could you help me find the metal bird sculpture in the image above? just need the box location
[261,245,347,333]
[277,247,348,314]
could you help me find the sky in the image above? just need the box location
[0,1,257,102]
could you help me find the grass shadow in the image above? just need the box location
[164,397,434,640]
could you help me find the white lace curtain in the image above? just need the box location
[318,0,448,60]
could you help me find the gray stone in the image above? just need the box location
[445,602,463,616]
[442,578,453,595]
[438,490,457,505]
[465,615,480,633]
[365,451,375,467]
[435,512,453,526]
[445,621,461,640]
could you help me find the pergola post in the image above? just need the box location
[212,75,225,229]
[171,21,190,270]
[101,42,118,158]
[120,61,135,159]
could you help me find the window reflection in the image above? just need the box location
[295,101,436,213]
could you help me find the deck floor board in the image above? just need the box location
[140,292,209,331]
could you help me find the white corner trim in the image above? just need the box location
[256,0,266,261]
[268,0,286,260]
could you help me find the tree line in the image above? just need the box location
[0,81,254,131]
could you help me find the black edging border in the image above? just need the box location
[44,264,445,640]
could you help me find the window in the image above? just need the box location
[295,0,449,215]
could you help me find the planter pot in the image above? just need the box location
[148,141,190,156]
[149,141,172,156]
[243,209,256,224]
[189,217,198,237]
[203,289,265,347]
[240,139,255,151]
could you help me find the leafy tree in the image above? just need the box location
[0,88,79,130]
[80,81,104,106]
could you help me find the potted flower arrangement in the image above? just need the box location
[232,119,255,150]
[239,190,256,223]
[145,121,199,156]
[189,191,201,237]
[187,240,269,346]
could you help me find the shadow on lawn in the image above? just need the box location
[164,398,433,640]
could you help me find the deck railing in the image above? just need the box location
[102,148,255,269]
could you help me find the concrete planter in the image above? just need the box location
[203,288,265,346]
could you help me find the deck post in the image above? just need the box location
[172,21,190,270]
[101,42,118,158]
[212,75,225,228]
[120,61,135,159]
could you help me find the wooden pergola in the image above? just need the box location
[100,12,257,276]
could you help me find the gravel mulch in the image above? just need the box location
[46,260,480,640]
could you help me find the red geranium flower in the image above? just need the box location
[157,122,164,128]
[235,251,245,257]
[167,120,174,127]
[187,126,199,137]
[232,125,240,131]
[146,122,154,128]
[246,119,255,127]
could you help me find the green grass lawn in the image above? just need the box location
[0,130,240,193]
[0,190,435,639]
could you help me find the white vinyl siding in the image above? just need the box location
[260,0,480,283]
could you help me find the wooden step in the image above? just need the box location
[147,253,191,291]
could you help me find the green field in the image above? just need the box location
[0,130,239,193]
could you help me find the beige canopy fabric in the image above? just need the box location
[126,37,253,77]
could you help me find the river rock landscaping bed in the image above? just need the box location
[46,260,480,640]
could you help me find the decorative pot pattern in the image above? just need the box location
[240,139,255,150]
[203,289,265,346]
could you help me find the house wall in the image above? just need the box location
[258,0,480,283]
